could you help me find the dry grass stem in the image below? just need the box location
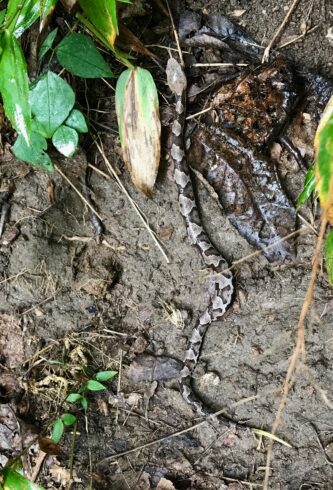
[262,0,300,62]
[165,0,184,66]
[95,140,169,263]
[55,164,103,221]
[263,211,329,490]
[278,24,319,49]
[192,62,248,67]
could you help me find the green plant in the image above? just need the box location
[51,370,117,444]
[0,0,158,178]
[298,96,333,283]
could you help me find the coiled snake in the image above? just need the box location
[166,58,235,422]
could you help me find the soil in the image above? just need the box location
[1,1,333,489]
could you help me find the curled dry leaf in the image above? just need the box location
[116,67,161,196]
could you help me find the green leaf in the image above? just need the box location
[11,0,40,37]
[30,71,75,137]
[297,163,316,209]
[325,229,333,284]
[3,0,23,32]
[2,467,46,490]
[12,131,53,171]
[52,125,78,157]
[81,397,88,411]
[115,68,132,144]
[39,27,58,60]
[95,370,118,382]
[86,379,106,391]
[78,0,118,47]
[55,33,114,78]
[115,67,161,195]
[65,109,88,133]
[0,9,6,27]
[61,413,77,426]
[66,393,82,403]
[0,31,31,143]
[51,418,64,444]
[314,95,333,223]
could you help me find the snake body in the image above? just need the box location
[167,58,234,419]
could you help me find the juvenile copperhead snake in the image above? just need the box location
[166,58,235,422]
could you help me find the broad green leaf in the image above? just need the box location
[61,413,77,426]
[2,467,46,489]
[66,393,82,403]
[325,229,333,284]
[0,9,6,27]
[51,418,64,444]
[95,370,118,381]
[81,397,88,411]
[52,125,78,157]
[297,163,316,209]
[314,103,333,224]
[30,71,75,137]
[4,0,57,38]
[55,33,113,78]
[0,31,31,143]
[75,12,134,68]
[65,109,88,133]
[115,68,131,143]
[11,0,39,37]
[116,67,161,196]
[86,380,106,391]
[3,0,23,32]
[13,131,53,171]
[78,0,118,47]
[39,27,58,59]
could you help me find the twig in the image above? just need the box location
[186,106,213,120]
[97,405,246,464]
[262,212,329,490]
[115,348,123,425]
[278,24,319,49]
[20,293,58,316]
[165,0,183,66]
[0,269,29,287]
[262,0,300,62]
[69,421,78,480]
[192,63,248,67]
[94,140,169,263]
[54,164,103,222]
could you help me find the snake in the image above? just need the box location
[166,58,235,422]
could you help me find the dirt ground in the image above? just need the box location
[1,1,333,489]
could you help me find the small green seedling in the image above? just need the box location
[51,370,117,444]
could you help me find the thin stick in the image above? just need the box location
[165,0,183,66]
[20,293,57,316]
[54,164,104,221]
[69,421,78,480]
[95,141,169,263]
[87,163,112,180]
[262,212,328,490]
[186,106,213,121]
[0,269,29,287]
[98,406,243,464]
[115,348,123,425]
[192,63,248,67]
[278,24,319,49]
[262,0,300,62]
[214,227,310,277]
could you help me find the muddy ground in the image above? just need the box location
[1,1,333,489]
